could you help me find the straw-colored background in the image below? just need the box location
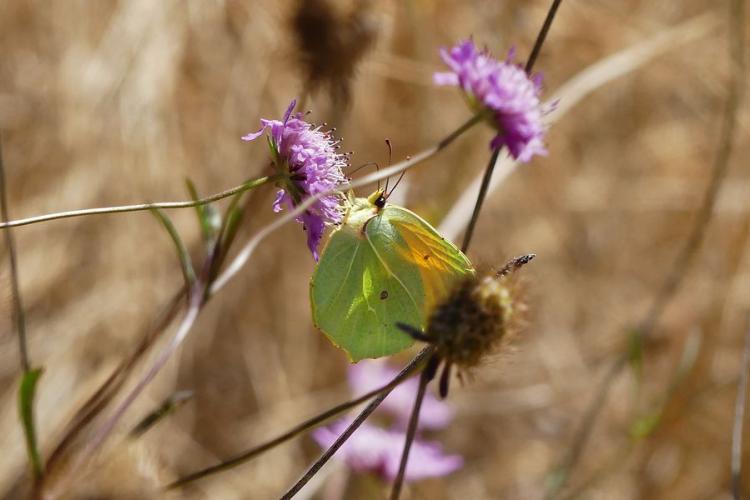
[0,1,748,498]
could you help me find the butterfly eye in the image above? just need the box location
[374,194,386,209]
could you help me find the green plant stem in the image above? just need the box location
[0,174,279,229]
[0,135,44,481]
[18,369,44,481]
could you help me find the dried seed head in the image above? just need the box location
[291,0,378,106]
[425,264,528,370]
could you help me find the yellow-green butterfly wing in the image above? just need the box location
[310,191,474,361]
[378,205,474,313]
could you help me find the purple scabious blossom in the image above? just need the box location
[242,100,347,260]
[313,361,462,484]
[434,40,549,162]
[348,360,453,430]
[313,419,463,481]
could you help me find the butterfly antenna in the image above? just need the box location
[390,355,440,500]
[348,161,380,178]
[386,170,407,200]
[384,138,393,194]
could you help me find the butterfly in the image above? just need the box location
[310,189,475,361]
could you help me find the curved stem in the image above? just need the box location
[0,175,279,229]
[0,112,483,231]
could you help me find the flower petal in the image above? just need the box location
[282,99,297,124]
[348,360,453,430]
[313,419,463,482]
[244,101,348,259]
[434,40,548,161]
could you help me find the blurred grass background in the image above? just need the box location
[0,0,748,498]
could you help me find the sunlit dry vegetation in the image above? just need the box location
[0,0,747,498]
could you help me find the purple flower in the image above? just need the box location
[243,100,347,259]
[312,419,463,481]
[313,361,462,485]
[434,40,549,162]
[348,360,453,430]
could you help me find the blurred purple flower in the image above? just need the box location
[312,419,463,481]
[243,100,347,260]
[434,40,549,162]
[348,360,453,430]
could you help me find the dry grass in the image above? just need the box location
[0,1,748,498]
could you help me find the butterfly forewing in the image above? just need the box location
[382,206,475,312]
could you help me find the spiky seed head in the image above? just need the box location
[425,271,524,370]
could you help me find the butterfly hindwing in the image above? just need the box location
[311,222,421,361]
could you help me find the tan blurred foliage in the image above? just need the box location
[0,0,748,498]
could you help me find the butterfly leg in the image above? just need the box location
[438,361,452,398]
[424,354,440,382]
[395,322,432,342]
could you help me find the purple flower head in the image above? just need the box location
[348,360,453,430]
[434,40,549,162]
[313,419,463,481]
[242,100,348,259]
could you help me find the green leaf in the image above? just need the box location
[545,469,568,494]
[627,329,644,383]
[185,179,221,245]
[266,135,279,164]
[629,411,661,439]
[18,368,44,479]
[150,208,196,286]
[130,390,193,438]
[218,190,245,258]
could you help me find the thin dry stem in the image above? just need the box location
[166,347,431,490]
[460,0,562,254]
[549,1,745,495]
[0,175,278,229]
[279,347,435,499]
[0,136,29,371]
[732,316,750,499]
[389,364,431,500]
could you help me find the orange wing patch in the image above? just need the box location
[391,216,473,314]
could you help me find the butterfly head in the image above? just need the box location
[367,189,387,211]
